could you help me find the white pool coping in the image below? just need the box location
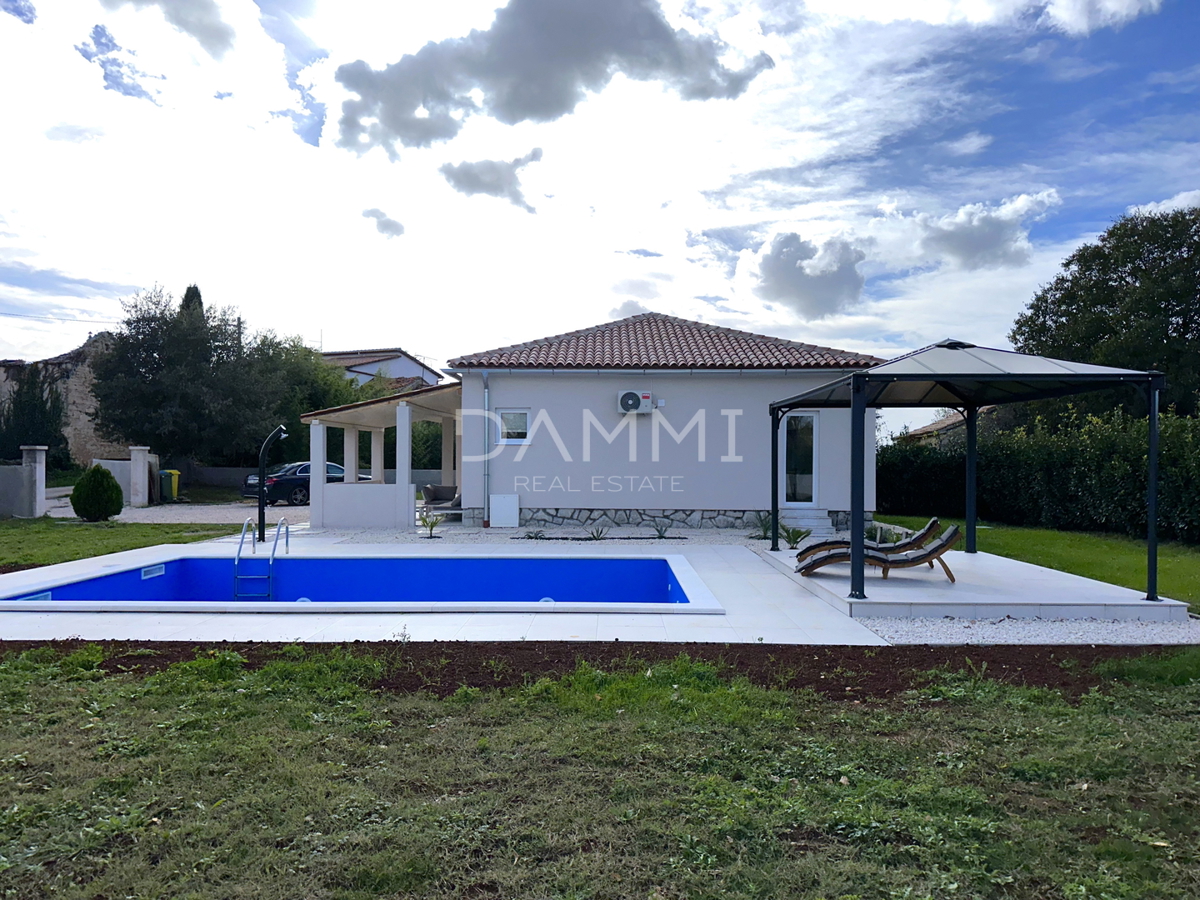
[0,538,889,645]
[0,548,723,616]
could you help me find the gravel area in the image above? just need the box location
[864,615,1200,645]
[331,524,772,546]
[47,499,309,525]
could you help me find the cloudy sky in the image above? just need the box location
[1,0,1197,430]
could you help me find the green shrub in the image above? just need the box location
[879,410,1200,543]
[70,464,124,522]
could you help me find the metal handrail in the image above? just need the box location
[270,518,290,563]
[236,517,257,558]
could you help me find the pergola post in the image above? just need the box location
[369,428,385,483]
[343,427,359,482]
[309,420,325,528]
[770,408,781,552]
[849,372,867,599]
[965,406,978,553]
[441,417,456,486]
[396,402,413,528]
[1146,383,1160,601]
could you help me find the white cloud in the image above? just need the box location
[913,191,1062,269]
[754,233,867,318]
[941,131,993,156]
[797,0,1161,34]
[1128,189,1200,215]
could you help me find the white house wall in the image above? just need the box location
[345,356,439,386]
[458,371,875,521]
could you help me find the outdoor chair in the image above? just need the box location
[797,525,963,583]
[794,517,941,566]
[420,484,462,519]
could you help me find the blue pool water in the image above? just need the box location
[4,557,691,607]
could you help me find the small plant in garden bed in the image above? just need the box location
[418,512,445,538]
[749,511,772,540]
[586,525,610,541]
[522,529,547,540]
[652,521,671,539]
[780,525,812,549]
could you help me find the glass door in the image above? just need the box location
[783,413,816,505]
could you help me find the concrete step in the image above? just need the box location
[778,509,836,538]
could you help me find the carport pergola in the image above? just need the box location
[769,340,1166,601]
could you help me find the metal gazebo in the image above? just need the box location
[769,340,1166,601]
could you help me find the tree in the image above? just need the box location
[180,284,203,315]
[0,364,68,466]
[1009,207,1200,417]
[92,286,355,465]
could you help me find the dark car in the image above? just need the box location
[241,461,369,506]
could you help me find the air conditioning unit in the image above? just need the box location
[618,390,654,414]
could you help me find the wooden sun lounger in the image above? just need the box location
[797,525,963,583]
[794,517,941,566]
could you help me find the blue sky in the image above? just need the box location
[0,0,1196,427]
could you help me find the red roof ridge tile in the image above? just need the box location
[447,312,883,370]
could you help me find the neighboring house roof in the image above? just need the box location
[447,313,884,370]
[903,410,967,441]
[322,346,441,381]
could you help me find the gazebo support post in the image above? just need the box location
[965,406,978,553]
[770,408,781,552]
[849,373,867,599]
[1146,383,1160,601]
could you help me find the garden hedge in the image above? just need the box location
[878,411,1200,544]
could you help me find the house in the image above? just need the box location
[301,313,883,531]
[321,347,442,388]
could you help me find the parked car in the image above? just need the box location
[241,461,371,506]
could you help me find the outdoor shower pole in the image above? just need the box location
[1145,383,1160,601]
[849,373,867,600]
[257,424,287,542]
[965,406,978,553]
[770,408,780,552]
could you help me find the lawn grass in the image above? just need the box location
[877,515,1200,612]
[177,484,246,504]
[0,644,1197,899]
[0,518,239,568]
[45,467,84,489]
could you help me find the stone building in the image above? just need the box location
[0,333,127,466]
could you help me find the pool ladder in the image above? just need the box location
[233,518,289,601]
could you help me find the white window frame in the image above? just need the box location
[496,408,531,445]
[779,410,819,508]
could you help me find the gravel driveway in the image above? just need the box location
[47,498,310,525]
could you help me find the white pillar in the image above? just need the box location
[395,403,413,527]
[309,420,326,527]
[19,445,47,518]
[370,429,385,483]
[343,427,359,482]
[440,417,455,486]
[129,446,150,507]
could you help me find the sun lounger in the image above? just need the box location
[797,525,963,583]
[794,517,941,566]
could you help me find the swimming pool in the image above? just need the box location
[0,552,723,615]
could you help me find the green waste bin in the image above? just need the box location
[160,469,180,502]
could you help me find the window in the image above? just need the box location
[783,413,817,505]
[497,409,530,444]
[296,464,311,476]
[326,463,344,475]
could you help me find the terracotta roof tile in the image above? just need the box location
[448,313,883,370]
